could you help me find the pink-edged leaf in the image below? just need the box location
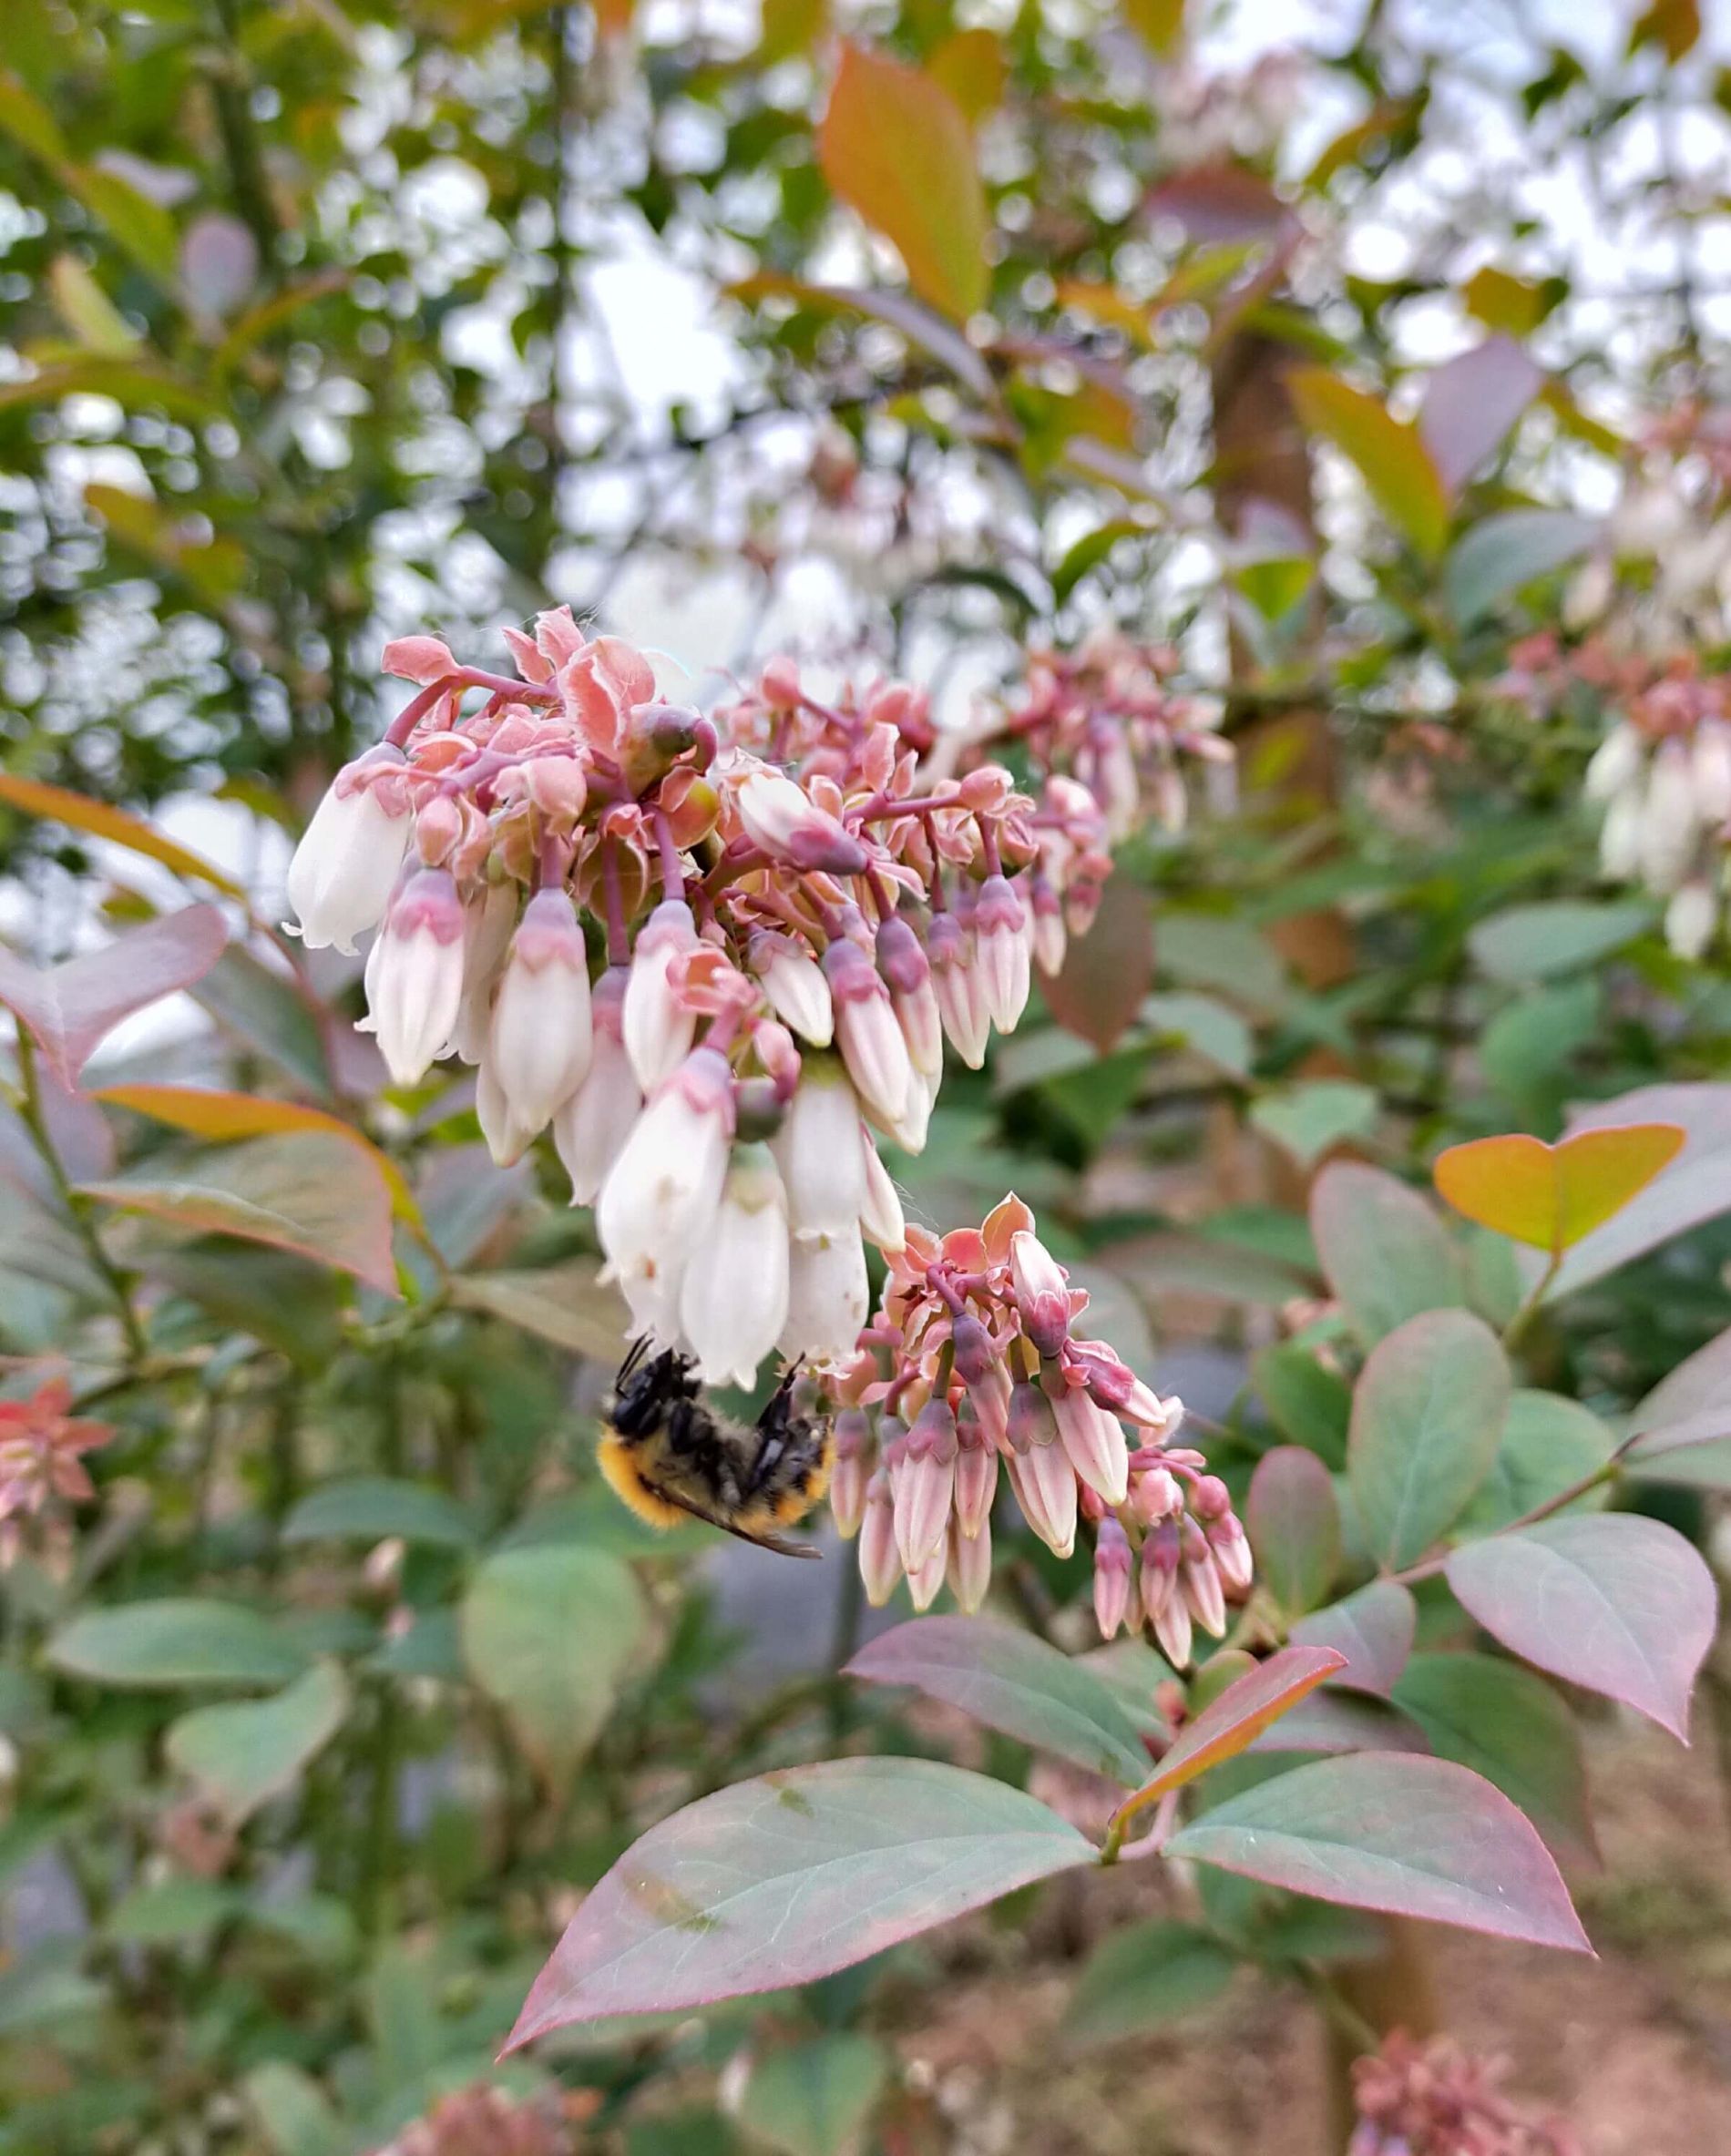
[503,1758,1092,2046]
[1246,1447,1340,1614]
[80,1129,398,1295]
[1289,1580,1417,1699]
[845,1616,1151,1785]
[1445,1516,1716,1742]
[1166,1754,1591,1953]
[1250,1689,1431,1757]
[1419,336,1542,496]
[0,905,227,1087]
[1111,1645,1346,1830]
[1310,1161,1465,1344]
[1145,162,1289,244]
[1039,872,1152,1054]
[1531,1084,1731,1301]
[1624,1321,1731,1487]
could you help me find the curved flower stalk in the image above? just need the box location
[823,1194,1250,1658]
[284,612,1189,1385]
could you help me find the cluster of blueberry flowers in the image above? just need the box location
[285,610,1209,1383]
[1349,2034,1581,2156]
[1499,633,1731,958]
[0,1374,112,1571]
[822,1195,1250,1658]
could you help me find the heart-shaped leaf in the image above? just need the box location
[1434,1126,1685,1256]
[1111,1645,1346,1830]
[1445,1515,1716,1741]
[0,906,228,1088]
[1246,1448,1341,1615]
[504,1759,1093,2043]
[1165,1754,1590,1952]
[1250,1080,1378,1170]
[846,1616,1151,1785]
[1347,1310,1511,1570]
[166,1660,350,1826]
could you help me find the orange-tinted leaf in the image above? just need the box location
[95,1084,419,1223]
[1110,1644,1346,1831]
[927,28,1004,122]
[1434,1125,1685,1256]
[1287,369,1449,563]
[818,44,988,321]
[1123,0,1185,52]
[0,772,246,898]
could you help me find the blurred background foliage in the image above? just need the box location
[5,0,1731,2151]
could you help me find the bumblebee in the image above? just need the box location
[597,1340,834,1558]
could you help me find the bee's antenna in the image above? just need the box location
[616,1335,650,1385]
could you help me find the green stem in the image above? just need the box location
[1500,1246,1562,1354]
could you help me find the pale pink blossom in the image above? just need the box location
[622,899,699,1089]
[367,866,466,1086]
[285,747,412,954]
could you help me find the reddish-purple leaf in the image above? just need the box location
[503,1758,1092,2045]
[1111,1645,1347,1829]
[1250,1690,1431,1757]
[1290,1580,1417,1699]
[1145,162,1290,244]
[1446,1516,1716,1742]
[0,905,227,1088]
[1038,873,1152,1054]
[1166,1754,1591,1953]
[1625,1322,1731,1487]
[1419,336,1542,496]
[1246,1447,1340,1614]
[846,1616,1151,1784]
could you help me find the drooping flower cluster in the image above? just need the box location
[0,1375,112,1569]
[1350,2035,1582,2156]
[822,1194,1250,1657]
[285,614,1125,1381]
[1502,632,1731,956]
[381,2083,584,2156]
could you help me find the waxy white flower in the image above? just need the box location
[285,747,412,955]
[367,866,466,1087]
[733,762,868,874]
[452,878,520,1065]
[779,1221,868,1362]
[596,1046,732,1336]
[680,1146,791,1388]
[485,887,594,1144]
[622,898,699,1089]
[771,1057,867,1240]
[750,934,834,1047]
[858,1128,906,1252]
[928,913,990,1068]
[974,874,1031,1033]
[554,967,640,1205]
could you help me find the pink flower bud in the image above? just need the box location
[1009,1231,1071,1357]
[828,1410,875,1540]
[1129,1465,1183,1526]
[894,1397,958,1572]
[859,1469,903,1606]
[622,898,699,1089]
[928,912,990,1068]
[366,866,466,1087]
[906,1534,948,1612]
[1190,1475,1231,1522]
[1152,1588,1193,1670]
[680,1145,791,1389]
[950,1313,994,1387]
[947,1516,992,1614]
[285,746,412,955]
[968,1363,1011,1451]
[554,967,641,1205]
[1048,1380,1129,1506]
[486,886,594,1143]
[1140,1519,1181,1620]
[876,915,943,1078]
[750,932,833,1047]
[953,1411,998,1538]
[1007,1378,1059,1455]
[1006,1438,1078,1558]
[1030,875,1067,976]
[771,1057,867,1240]
[973,874,1030,1034]
[824,939,912,1126]
[1207,1514,1254,1596]
[1183,1542,1228,1640]
[381,634,456,684]
[734,764,868,875]
[1093,1517,1133,1639]
[1070,1340,1185,1436]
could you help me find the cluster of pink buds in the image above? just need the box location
[1350,2034,1581,2156]
[284,616,1112,1385]
[821,1195,1249,1656]
[383,2083,583,2156]
[1501,635,1731,956]
[0,1374,112,1569]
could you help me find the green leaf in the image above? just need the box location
[1156,914,1287,1009]
[1253,1344,1351,1468]
[845,1616,1152,1784]
[1444,508,1598,625]
[189,945,335,1098]
[283,1477,477,1551]
[1166,1754,1589,1950]
[737,2033,890,2156]
[1250,1080,1378,1170]
[450,1262,629,1361]
[1141,990,1254,1076]
[461,1545,647,1788]
[1246,1448,1341,1614]
[1467,900,1653,985]
[1311,1162,1466,1344]
[242,2062,346,2156]
[1461,1390,1613,1531]
[1061,1920,1235,2050]
[107,1877,240,1945]
[1288,369,1450,561]
[165,1660,350,1825]
[506,1759,1093,2042]
[817,44,988,320]
[48,1599,309,1691]
[1348,1309,1510,1570]
[1391,1653,1593,1859]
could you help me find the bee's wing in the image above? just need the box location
[639,1475,822,1560]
